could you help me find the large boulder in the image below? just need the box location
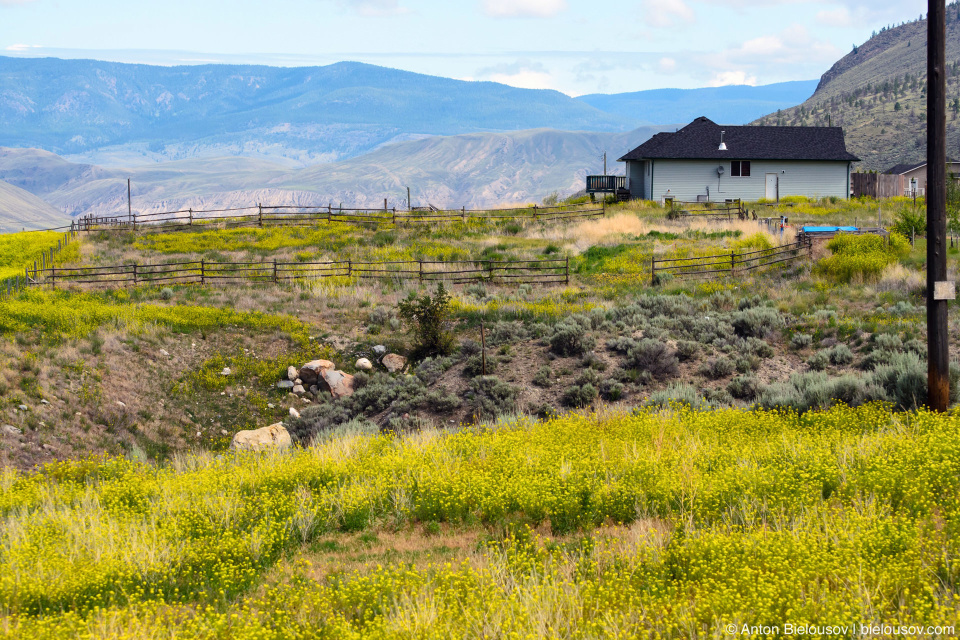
[383,353,407,373]
[356,357,373,371]
[230,423,292,452]
[299,359,335,385]
[320,369,356,399]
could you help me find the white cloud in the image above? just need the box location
[646,0,695,28]
[657,57,677,73]
[5,43,41,51]
[815,7,853,27]
[0,0,36,5]
[487,70,558,90]
[709,70,757,86]
[482,0,567,18]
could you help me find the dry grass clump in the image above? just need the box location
[876,263,925,293]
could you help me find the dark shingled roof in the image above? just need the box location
[884,162,926,175]
[618,116,860,162]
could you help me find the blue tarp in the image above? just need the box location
[801,226,858,233]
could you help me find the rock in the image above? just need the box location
[319,369,356,399]
[221,429,229,436]
[373,345,387,356]
[116,401,126,408]
[160,349,170,357]
[382,353,407,373]
[40,399,49,405]
[292,384,305,395]
[221,367,232,376]
[295,378,302,385]
[277,380,294,390]
[2,425,21,436]
[356,357,373,371]
[299,359,335,385]
[17,405,28,412]
[267,403,276,409]
[289,407,301,419]
[309,385,319,394]
[287,366,299,381]
[230,423,292,452]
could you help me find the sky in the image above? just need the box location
[0,0,929,95]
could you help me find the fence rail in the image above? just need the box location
[651,237,812,284]
[73,202,605,235]
[666,199,747,221]
[29,256,570,291]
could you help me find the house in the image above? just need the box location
[611,117,859,202]
[884,161,960,196]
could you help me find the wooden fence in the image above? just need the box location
[851,174,903,199]
[27,257,570,290]
[73,202,605,234]
[650,237,812,284]
[666,199,747,221]
[3,225,80,298]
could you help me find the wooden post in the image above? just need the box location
[127,178,132,226]
[480,321,487,376]
[731,251,735,276]
[201,260,205,286]
[273,260,278,284]
[565,257,569,285]
[189,208,193,226]
[407,186,411,212]
[928,0,950,411]
[419,260,423,283]
[50,266,55,290]
[384,199,387,212]
[258,203,263,228]
[651,255,656,285]
[462,206,465,224]
[347,260,352,278]
[132,263,138,285]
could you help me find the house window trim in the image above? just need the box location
[731,160,752,178]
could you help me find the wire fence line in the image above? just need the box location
[72,202,606,234]
[24,256,571,291]
[3,226,81,299]
[651,237,813,284]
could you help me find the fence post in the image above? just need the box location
[462,207,466,224]
[201,259,205,286]
[731,251,736,276]
[133,263,138,286]
[258,204,263,228]
[392,207,396,225]
[651,255,656,286]
[565,257,569,285]
[189,208,193,226]
[419,261,423,283]
[487,260,493,282]
[273,260,278,284]
[51,265,55,289]
[347,260,352,278]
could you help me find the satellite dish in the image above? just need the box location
[717,165,725,176]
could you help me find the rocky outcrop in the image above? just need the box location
[320,369,355,399]
[230,423,292,452]
[299,359,335,386]
[382,353,407,373]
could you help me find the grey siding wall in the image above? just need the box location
[627,161,646,199]
[647,160,851,201]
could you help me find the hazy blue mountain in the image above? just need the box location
[0,57,637,165]
[577,80,819,125]
[0,126,668,215]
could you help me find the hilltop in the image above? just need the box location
[0,180,70,232]
[753,4,960,169]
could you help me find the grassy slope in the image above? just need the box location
[752,6,960,170]
[0,181,70,232]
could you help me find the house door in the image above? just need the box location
[765,173,779,201]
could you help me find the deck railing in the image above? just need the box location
[585,175,627,193]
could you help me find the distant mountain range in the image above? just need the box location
[0,126,669,221]
[0,56,816,168]
[578,81,819,128]
[0,180,70,232]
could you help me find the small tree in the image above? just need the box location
[397,283,455,360]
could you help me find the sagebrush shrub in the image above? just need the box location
[699,356,735,380]
[727,375,761,401]
[466,376,518,417]
[550,319,593,356]
[623,339,679,381]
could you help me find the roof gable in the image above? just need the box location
[618,116,859,162]
[884,162,926,175]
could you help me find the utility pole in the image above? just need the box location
[127,178,132,225]
[928,0,951,411]
[407,186,411,211]
[603,152,607,177]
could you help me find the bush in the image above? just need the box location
[463,354,497,378]
[581,351,607,371]
[488,321,527,346]
[871,351,927,410]
[549,319,593,356]
[599,379,625,401]
[731,306,783,338]
[826,344,854,366]
[791,333,813,349]
[699,356,735,380]
[397,283,455,360]
[160,288,174,301]
[676,340,699,362]
[466,376,519,418]
[561,383,597,408]
[892,207,926,237]
[623,339,679,381]
[758,372,883,413]
[807,350,830,371]
[645,383,711,410]
[727,375,761,401]
[815,233,910,283]
[416,357,453,385]
[533,366,553,388]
